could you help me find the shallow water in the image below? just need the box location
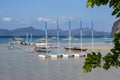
[0,44,120,80]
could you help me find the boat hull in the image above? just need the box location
[64,47,87,51]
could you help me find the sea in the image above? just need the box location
[0,36,120,80]
[0,36,113,54]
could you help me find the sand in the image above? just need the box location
[82,45,113,53]
[0,44,120,80]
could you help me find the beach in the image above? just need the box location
[0,43,120,80]
[0,0,118,80]
[83,45,113,52]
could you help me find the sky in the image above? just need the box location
[0,0,117,32]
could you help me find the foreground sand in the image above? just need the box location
[0,44,120,80]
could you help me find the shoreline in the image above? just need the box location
[82,45,113,53]
[1,43,113,53]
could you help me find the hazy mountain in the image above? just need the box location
[0,29,11,36]
[0,26,110,37]
[11,26,44,36]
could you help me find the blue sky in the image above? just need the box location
[0,0,116,32]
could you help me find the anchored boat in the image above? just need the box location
[64,47,87,51]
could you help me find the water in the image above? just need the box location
[1,36,119,80]
[0,36,113,44]
[0,36,113,54]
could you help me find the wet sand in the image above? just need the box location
[83,45,113,52]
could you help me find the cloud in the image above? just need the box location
[59,16,74,20]
[2,17,12,22]
[37,17,51,22]
[59,16,74,23]
[37,16,74,25]
[37,17,56,24]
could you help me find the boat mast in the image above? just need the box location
[26,33,29,51]
[26,33,29,44]
[80,21,82,50]
[45,21,48,53]
[68,20,71,53]
[56,20,59,54]
[91,21,94,51]
[29,33,32,45]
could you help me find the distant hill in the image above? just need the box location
[0,26,110,37]
[0,29,11,36]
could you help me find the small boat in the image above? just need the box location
[33,41,57,52]
[20,40,29,45]
[8,42,15,50]
[12,37,23,44]
[63,37,78,41]
[64,47,87,51]
[39,38,47,42]
[101,36,112,40]
[51,37,57,40]
[33,42,49,52]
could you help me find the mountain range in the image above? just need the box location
[0,26,111,37]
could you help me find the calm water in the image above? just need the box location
[1,36,120,80]
[0,36,113,45]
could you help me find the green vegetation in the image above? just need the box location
[83,32,120,73]
[86,0,120,18]
[83,0,120,73]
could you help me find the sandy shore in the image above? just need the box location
[3,43,114,53]
[82,45,113,52]
[0,44,120,80]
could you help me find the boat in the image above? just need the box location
[33,43,50,52]
[101,37,112,40]
[33,42,57,52]
[64,47,87,51]
[8,42,15,50]
[51,37,57,40]
[12,37,23,44]
[63,37,78,41]
[39,37,47,42]
[33,21,58,52]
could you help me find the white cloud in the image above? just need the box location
[2,17,12,22]
[37,17,56,24]
[37,17,50,22]
[60,16,74,20]
[37,16,74,25]
[59,16,74,24]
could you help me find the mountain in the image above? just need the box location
[0,29,11,36]
[72,28,110,37]
[0,26,110,37]
[11,26,44,36]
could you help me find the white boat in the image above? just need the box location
[33,42,50,52]
[101,37,111,40]
[51,37,57,40]
[12,38,23,44]
[39,37,47,42]
[63,37,78,41]
[33,42,57,52]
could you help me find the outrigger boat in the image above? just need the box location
[33,42,57,52]
[64,47,87,51]
[33,43,50,52]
